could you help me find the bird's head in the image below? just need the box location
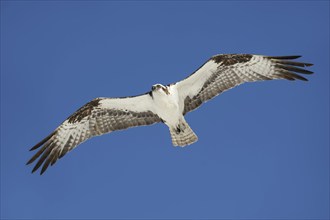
[151,84,170,95]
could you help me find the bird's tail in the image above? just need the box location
[169,120,198,147]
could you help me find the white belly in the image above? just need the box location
[153,91,182,126]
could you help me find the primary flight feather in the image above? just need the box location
[27,54,313,174]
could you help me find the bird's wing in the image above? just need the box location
[174,54,313,114]
[27,93,161,174]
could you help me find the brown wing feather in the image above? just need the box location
[27,96,161,174]
[183,54,313,114]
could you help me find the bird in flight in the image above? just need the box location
[27,54,313,174]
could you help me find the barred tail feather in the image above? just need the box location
[170,121,198,147]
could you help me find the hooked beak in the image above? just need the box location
[162,87,170,95]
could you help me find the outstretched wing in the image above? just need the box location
[27,94,161,174]
[175,54,313,114]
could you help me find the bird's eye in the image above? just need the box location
[152,86,156,90]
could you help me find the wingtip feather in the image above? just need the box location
[31,165,39,174]
[40,168,47,175]
[29,131,56,151]
[305,63,314,67]
[26,159,34,166]
[268,55,302,60]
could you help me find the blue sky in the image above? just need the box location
[1,1,329,219]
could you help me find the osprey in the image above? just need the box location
[27,54,313,174]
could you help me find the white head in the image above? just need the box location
[151,84,170,95]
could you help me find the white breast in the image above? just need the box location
[153,86,182,126]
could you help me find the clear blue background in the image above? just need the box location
[1,1,329,219]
